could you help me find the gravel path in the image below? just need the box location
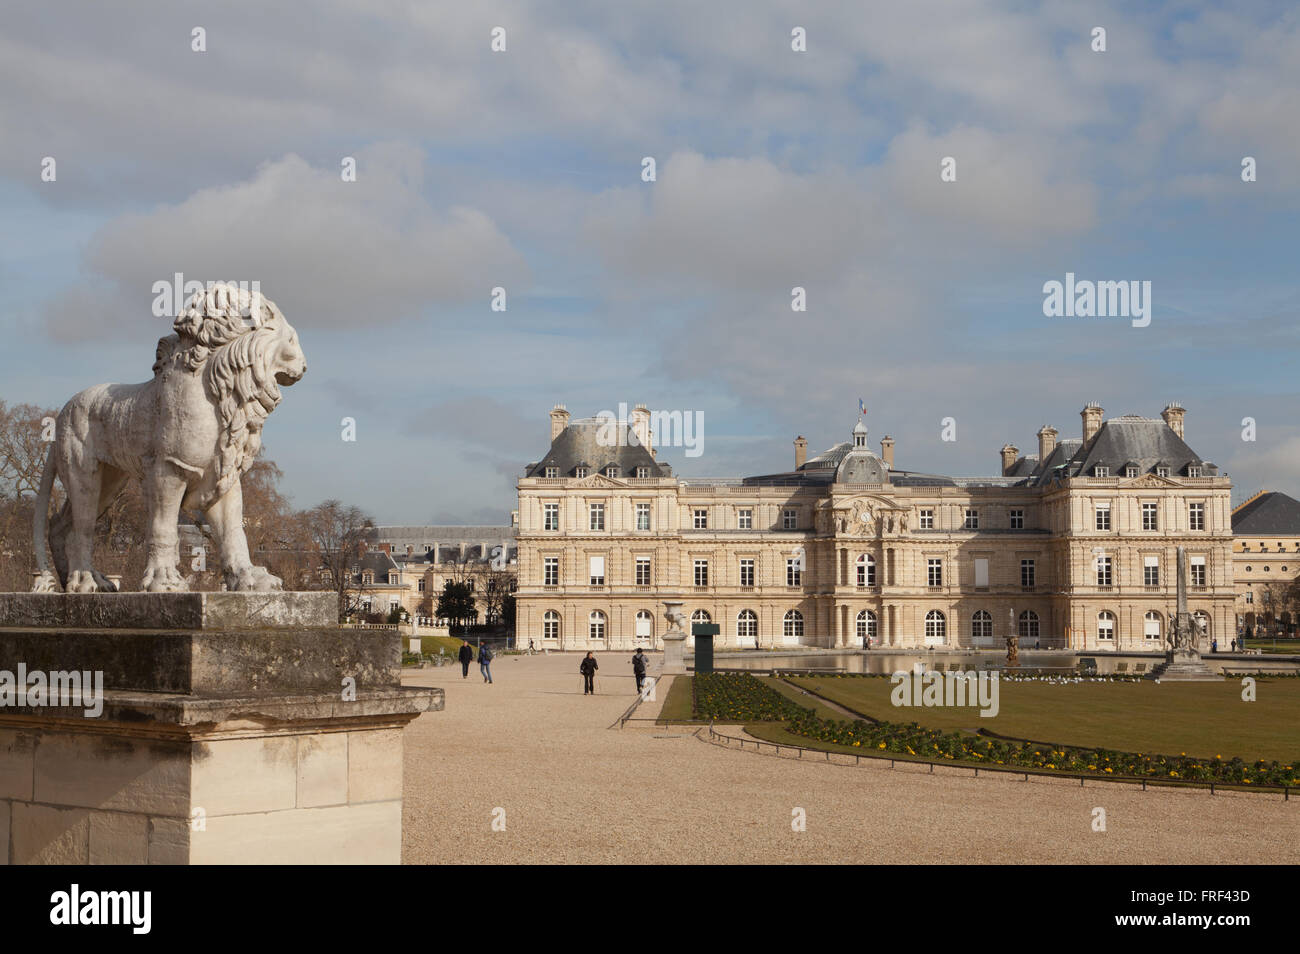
[401,653,1300,864]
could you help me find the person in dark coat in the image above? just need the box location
[458,641,474,679]
[580,652,598,695]
[631,648,647,694]
[478,643,494,684]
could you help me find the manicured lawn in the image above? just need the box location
[1244,639,1300,655]
[657,676,697,722]
[784,675,1300,763]
[416,634,470,657]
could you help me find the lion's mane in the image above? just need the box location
[164,284,288,498]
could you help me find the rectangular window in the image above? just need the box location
[417,579,425,592]
[635,557,651,586]
[1142,502,1158,531]
[964,509,979,530]
[635,503,651,531]
[1143,555,1159,586]
[1095,502,1111,531]
[1191,556,1206,587]
[919,509,934,530]
[974,558,989,588]
[782,508,797,530]
[1095,465,1109,478]
[693,508,708,530]
[927,558,943,587]
[635,466,649,479]
[588,556,605,586]
[1021,559,1035,588]
[739,558,755,587]
[1188,465,1202,478]
[737,508,753,530]
[693,560,709,587]
[1156,466,1169,478]
[1189,502,1205,531]
[589,503,604,531]
[1097,556,1112,587]
[543,503,559,531]
[1009,509,1024,530]
[786,558,802,587]
[544,466,559,478]
[543,558,559,586]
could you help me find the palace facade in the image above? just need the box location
[514,402,1236,652]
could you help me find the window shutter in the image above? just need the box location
[974,559,989,588]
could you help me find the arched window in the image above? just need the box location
[1194,611,1211,637]
[1143,611,1161,640]
[691,609,712,626]
[634,610,653,639]
[971,610,992,640]
[783,610,804,638]
[856,609,877,642]
[925,610,946,642]
[543,610,561,641]
[856,554,876,587]
[1018,610,1039,640]
[1097,611,1115,641]
[589,611,606,641]
[737,610,757,640]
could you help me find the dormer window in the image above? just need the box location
[1156,466,1169,478]
[1188,465,1202,478]
[605,465,620,478]
[1125,466,1138,478]
[544,466,559,478]
[575,466,588,478]
[635,466,649,478]
[362,571,373,585]
[1094,465,1109,478]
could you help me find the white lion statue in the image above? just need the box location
[31,284,306,593]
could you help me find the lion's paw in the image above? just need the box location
[142,565,188,593]
[66,570,115,594]
[227,565,283,592]
[31,570,63,593]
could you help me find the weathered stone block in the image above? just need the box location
[192,736,297,816]
[190,801,401,864]
[33,732,190,815]
[0,729,35,800]
[348,728,403,803]
[12,803,90,864]
[0,591,337,630]
[89,811,149,864]
[148,816,190,864]
[296,733,348,808]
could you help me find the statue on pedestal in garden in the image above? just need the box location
[30,284,306,593]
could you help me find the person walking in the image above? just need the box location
[1211,638,1218,653]
[458,640,474,679]
[580,652,598,695]
[478,643,494,684]
[631,648,647,695]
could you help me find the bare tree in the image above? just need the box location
[0,402,58,591]
[303,500,374,621]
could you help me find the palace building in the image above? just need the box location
[514,402,1235,652]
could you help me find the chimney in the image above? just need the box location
[630,404,652,453]
[549,404,570,441]
[1036,426,1058,465]
[880,435,895,470]
[1000,443,1019,476]
[1161,402,1185,439]
[794,436,808,469]
[1081,402,1103,445]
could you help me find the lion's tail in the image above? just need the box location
[31,443,56,578]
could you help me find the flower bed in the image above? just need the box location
[695,674,1300,788]
[693,672,812,722]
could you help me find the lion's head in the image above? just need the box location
[161,283,307,496]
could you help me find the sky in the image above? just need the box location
[3,0,1299,524]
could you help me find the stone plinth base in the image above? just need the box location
[0,592,440,864]
[1148,651,1223,682]
[662,633,687,675]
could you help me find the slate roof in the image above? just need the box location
[524,418,669,478]
[1016,419,1216,486]
[1233,492,1300,535]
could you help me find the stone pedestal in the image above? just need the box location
[0,592,441,864]
[661,599,688,675]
